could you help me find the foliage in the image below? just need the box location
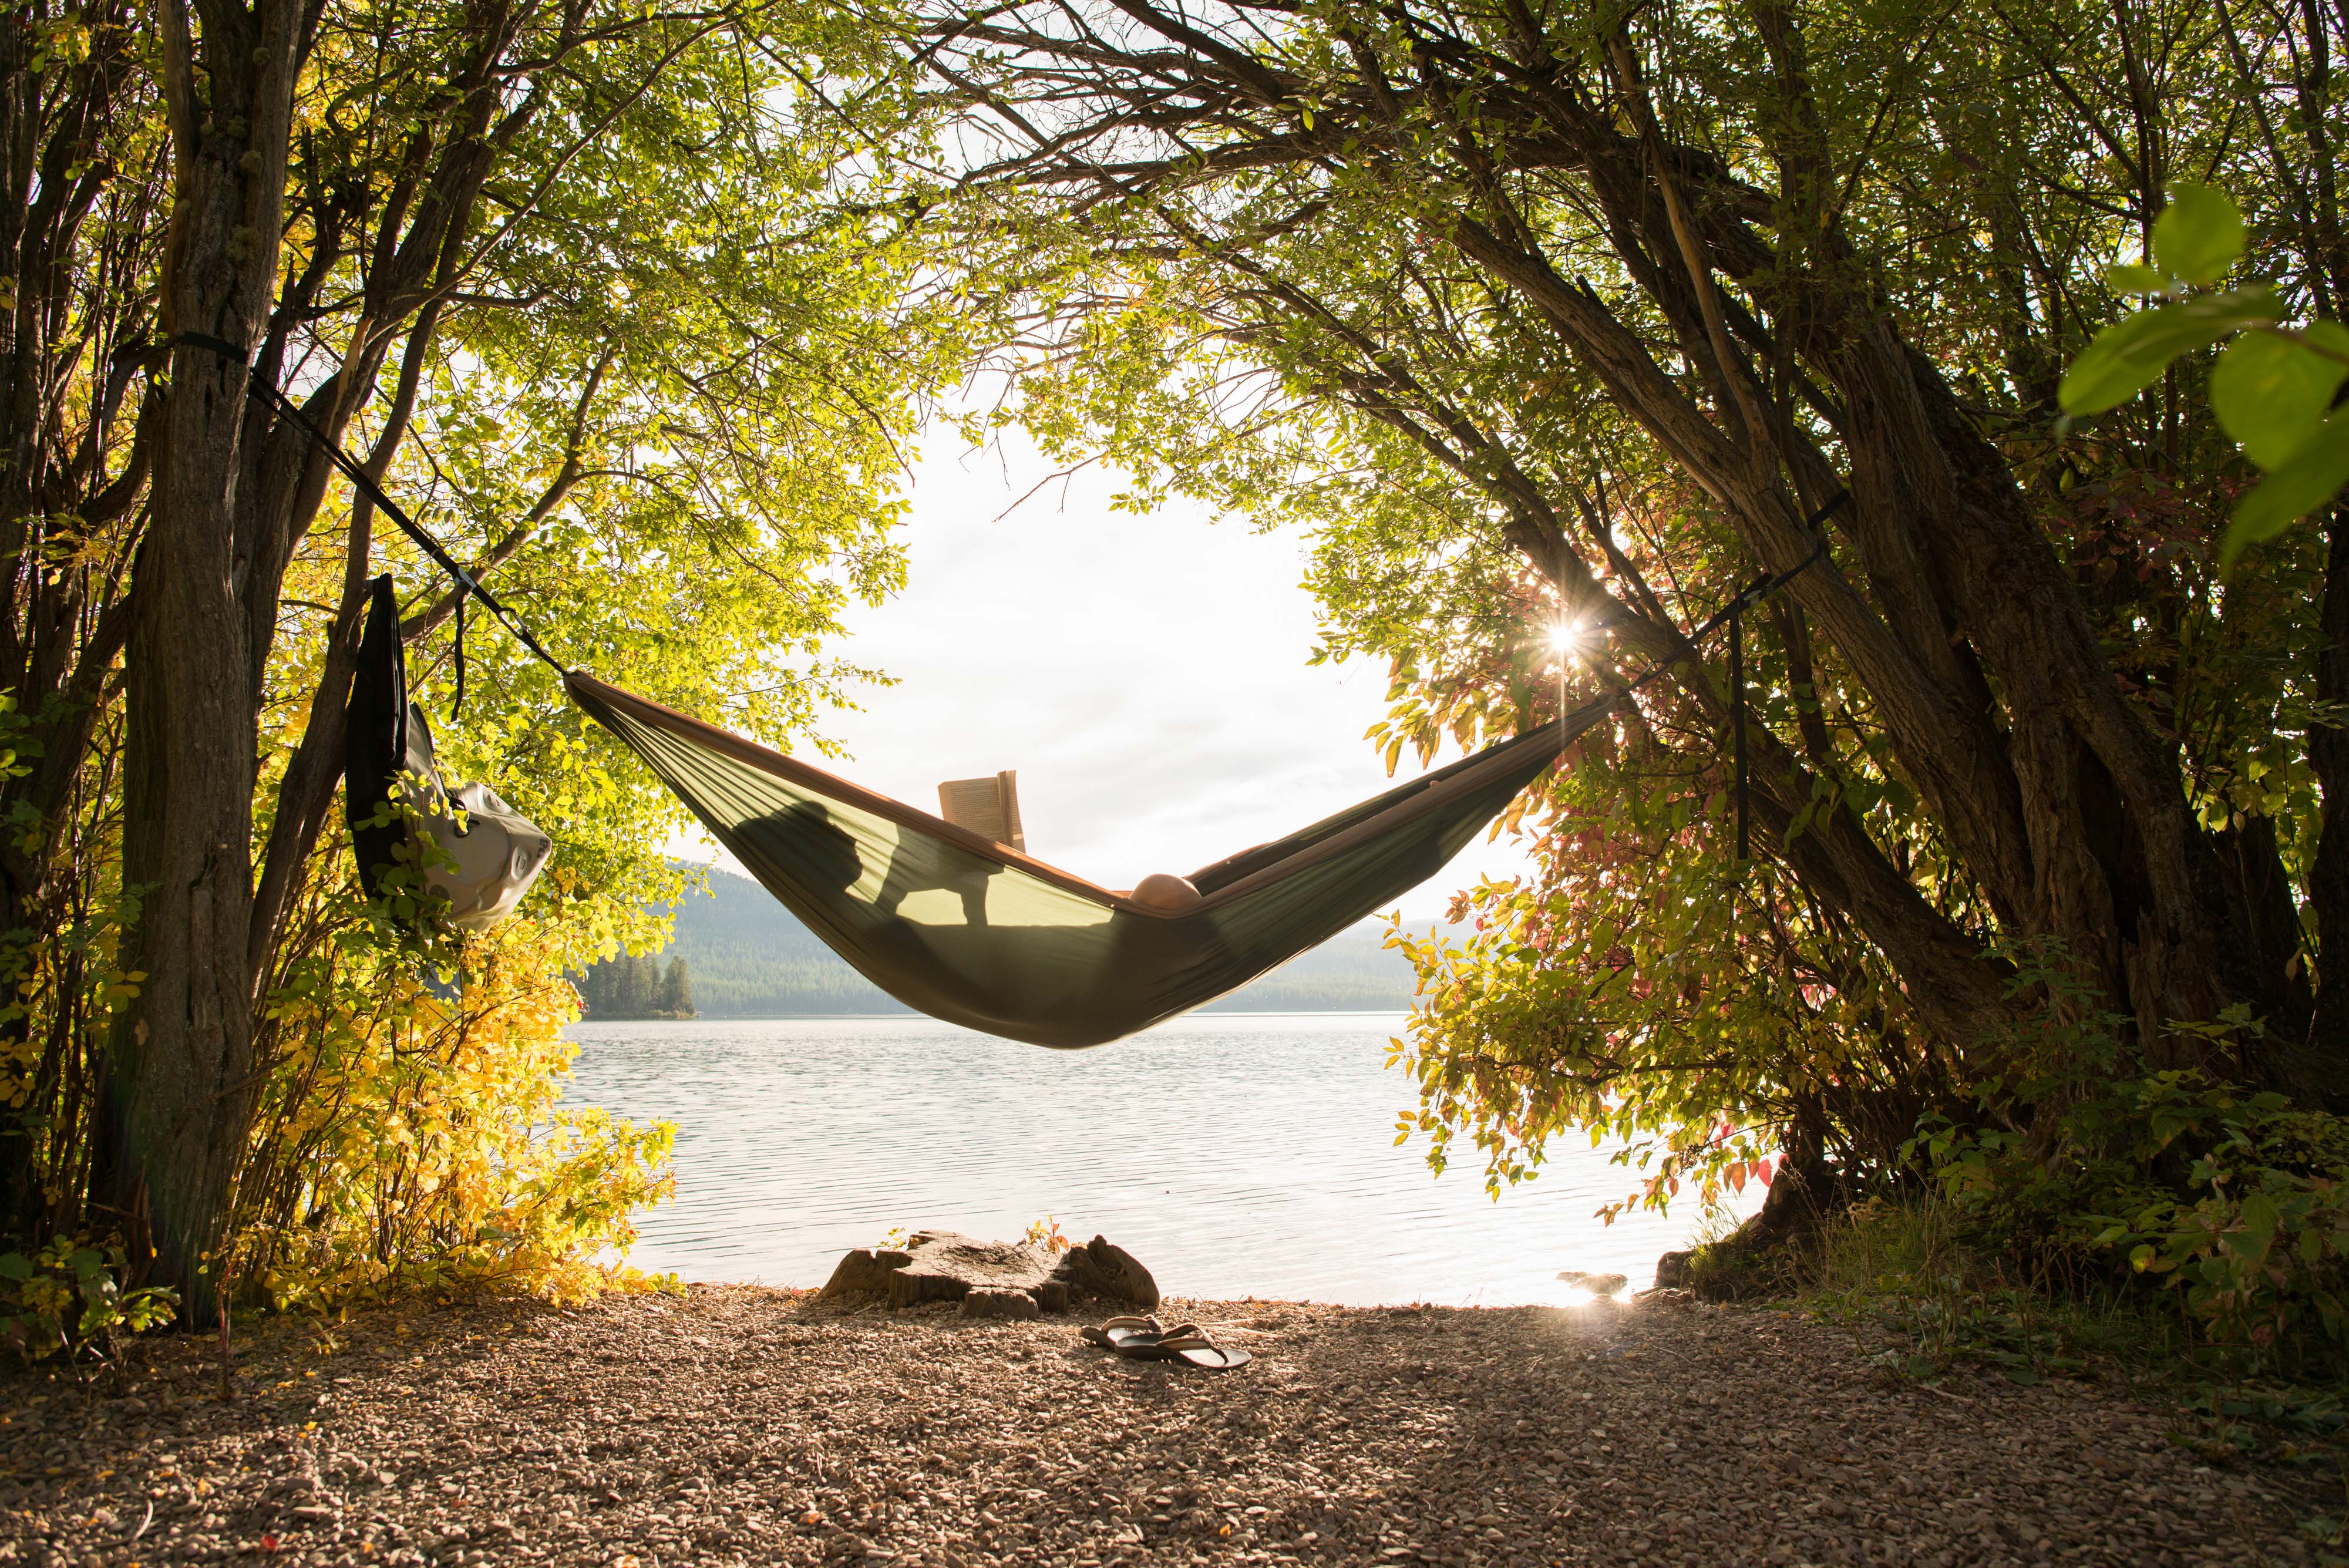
[236,886,678,1311]
[0,1240,177,1374]
[916,0,2349,1355]
[1023,1215,1072,1256]
[1795,1197,2154,1385]
[0,0,970,1323]
[1791,1195,2349,1473]
[2060,184,2349,565]
[1846,953,2349,1370]
[1917,1066,2349,1373]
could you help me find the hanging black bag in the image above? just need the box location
[342,575,552,927]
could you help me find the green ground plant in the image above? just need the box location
[1784,1193,2349,1479]
[0,1240,177,1376]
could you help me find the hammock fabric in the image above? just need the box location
[569,672,1617,1048]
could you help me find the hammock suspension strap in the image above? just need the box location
[1730,597,1748,861]
[174,332,568,708]
[1689,490,1853,865]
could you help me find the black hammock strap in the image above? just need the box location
[174,332,566,708]
[1662,495,1847,863]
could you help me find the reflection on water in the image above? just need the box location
[563,1012,1739,1307]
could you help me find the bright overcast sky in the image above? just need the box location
[677,422,1537,921]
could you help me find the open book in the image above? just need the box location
[937,770,1025,853]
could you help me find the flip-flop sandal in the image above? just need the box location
[1157,1330,1251,1371]
[1081,1314,1162,1348]
[1107,1321,1202,1360]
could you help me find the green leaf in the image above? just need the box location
[0,1252,29,1283]
[2212,324,2349,469]
[2239,1190,2282,1261]
[2153,183,2246,287]
[2004,1367,2042,1386]
[2059,290,2281,415]
[2223,409,2349,566]
[2105,263,2170,295]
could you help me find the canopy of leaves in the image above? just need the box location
[0,0,972,1307]
[900,0,2347,1297]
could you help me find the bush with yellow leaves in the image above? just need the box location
[230,869,677,1313]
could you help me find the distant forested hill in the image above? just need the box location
[581,868,1429,1017]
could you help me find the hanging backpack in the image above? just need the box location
[342,575,553,929]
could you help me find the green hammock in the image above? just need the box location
[569,672,1611,1048]
[190,332,1842,1052]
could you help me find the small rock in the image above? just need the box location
[1049,1236,1159,1310]
[817,1247,913,1298]
[1556,1271,1629,1296]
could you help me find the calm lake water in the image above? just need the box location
[563,1011,1737,1307]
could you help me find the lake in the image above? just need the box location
[563,1011,1738,1307]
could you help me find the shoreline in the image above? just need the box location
[565,1010,1417,1025]
[3,1285,2321,1566]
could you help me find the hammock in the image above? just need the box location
[568,672,1608,1048]
[177,332,1845,1051]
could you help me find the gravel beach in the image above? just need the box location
[0,1284,2326,1567]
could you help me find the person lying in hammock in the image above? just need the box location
[773,800,998,927]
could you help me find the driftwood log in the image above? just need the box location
[819,1230,1159,1315]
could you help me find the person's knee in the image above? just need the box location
[1130,873,1203,912]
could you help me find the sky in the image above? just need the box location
[676,422,1539,920]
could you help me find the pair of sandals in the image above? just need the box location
[1081,1314,1252,1370]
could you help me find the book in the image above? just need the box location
[937,770,1025,852]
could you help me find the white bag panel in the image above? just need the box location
[406,778,554,931]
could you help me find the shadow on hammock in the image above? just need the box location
[770,799,997,928]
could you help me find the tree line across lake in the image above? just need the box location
[574,955,697,1021]
[574,871,1419,1019]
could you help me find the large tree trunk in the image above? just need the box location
[105,0,301,1324]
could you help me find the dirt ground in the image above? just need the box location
[0,1284,2328,1567]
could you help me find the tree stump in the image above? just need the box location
[817,1229,1159,1314]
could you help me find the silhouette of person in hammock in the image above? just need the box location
[768,800,992,928]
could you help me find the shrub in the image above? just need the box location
[0,1240,177,1374]
[233,888,677,1311]
[1909,971,2349,1374]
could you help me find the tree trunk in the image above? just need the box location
[105,0,301,1325]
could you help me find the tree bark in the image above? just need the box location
[105,0,302,1324]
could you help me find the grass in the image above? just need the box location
[1794,1197,2178,1386]
[1686,1194,2349,1466]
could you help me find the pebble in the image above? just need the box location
[0,1285,2324,1565]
